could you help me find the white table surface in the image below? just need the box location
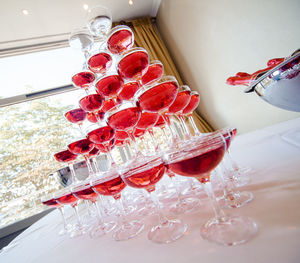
[1,118,300,263]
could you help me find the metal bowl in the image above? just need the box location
[244,51,300,112]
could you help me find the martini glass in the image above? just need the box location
[54,150,78,184]
[107,25,134,55]
[54,189,85,238]
[164,132,257,246]
[140,60,164,86]
[91,168,144,241]
[72,181,116,238]
[65,108,87,135]
[135,75,179,147]
[121,155,187,243]
[68,138,95,177]
[41,194,70,236]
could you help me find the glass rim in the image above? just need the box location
[94,73,123,85]
[90,169,121,186]
[134,75,178,101]
[104,100,138,122]
[107,24,133,40]
[163,133,225,165]
[87,51,113,73]
[118,47,149,63]
[53,187,74,199]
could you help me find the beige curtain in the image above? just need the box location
[115,17,213,133]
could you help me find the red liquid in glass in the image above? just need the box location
[94,139,115,153]
[95,75,123,98]
[54,150,77,163]
[92,175,126,199]
[167,145,225,183]
[136,112,159,129]
[88,147,100,157]
[79,94,103,113]
[118,82,140,101]
[182,94,200,115]
[168,90,191,114]
[87,111,105,123]
[42,198,61,208]
[56,193,78,206]
[73,185,98,202]
[134,128,146,138]
[141,63,163,85]
[107,29,134,54]
[102,99,119,112]
[118,51,149,80]
[154,115,169,127]
[122,162,165,191]
[107,107,140,131]
[72,72,95,88]
[115,139,127,146]
[138,81,178,113]
[68,139,94,155]
[88,52,112,74]
[115,130,129,140]
[65,108,87,124]
[87,126,115,144]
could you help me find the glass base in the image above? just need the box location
[69,224,87,238]
[201,216,257,246]
[232,167,252,187]
[148,219,187,244]
[169,197,201,215]
[219,191,254,209]
[89,221,116,239]
[113,221,144,241]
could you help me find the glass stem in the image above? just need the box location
[201,179,226,222]
[116,197,128,225]
[161,114,176,140]
[84,155,95,175]
[187,115,201,136]
[58,207,68,231]
[72,204,82,227]
[68,163,78,184]
[148,129,160,152]
[149,190,169,225]
[178,115,191,140]
[92,157,100,173]
[93,201,104,225]
[127,131,142,156]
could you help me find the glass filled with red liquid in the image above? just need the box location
[54,189,85,238]
[71,181,116,238]
[87,51,112,74]
[118,81,140,101]
[72,71,95,91]
[41,193,69,236]
[117,47,149,81]
[107,25,134,55]
[65,108,87,134]
[141,60,164,86]
[121,156,187,244]
[95,74,124,99]
[164,132,257,246]
[91,169,143,241]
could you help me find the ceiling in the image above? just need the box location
[0,0,161,53]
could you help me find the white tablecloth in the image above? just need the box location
[1,118,300,263]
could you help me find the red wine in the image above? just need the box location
[136,112,159,130]
[154,115,169,127]
[87,111,105,123]
[54,150,77,163]
[79,94,103,113]
[72,71,95,89]
[118,50,149,80]
[168,90,191,114]
[65,108,87,124]
[92,174,126,200]
[115,139,127,146]
[107,28,134,54]
[107,107,140,131]
[138,81,178,113]
[133,128,146,138]
[42,198,61,208]
[118,81,140,101]
[56,192,78,205]
[73,184,98,202]
[94,139,115,153]
[115,130,129,140]
[68,139,94,155]
[167,145,225,183]
[88,147,100,157]
[102,99,119,112]
[95,75,123,98]
[122,162,165,192]
[182,93,200,115]
[141,63,163,85]
[87,125,115,144]
[88,52,112,74]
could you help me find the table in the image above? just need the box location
[1,118,300,263]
